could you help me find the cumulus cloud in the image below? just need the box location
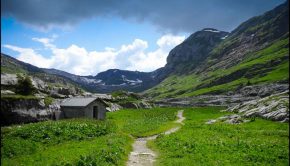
[3,44,53,68]
[3,34,185,75]
[1,0,284,32]
[127,34,185,71]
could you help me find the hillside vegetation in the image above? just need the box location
[146,38,289,99]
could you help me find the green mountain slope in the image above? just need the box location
[145,1,289,99]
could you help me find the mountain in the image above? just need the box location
[1,53,45,74]
[145,1,289,99]
[42,68,159,93]
[1,1,288,96]
[165,28,229,74]
[1,54,159,93]
[1,53,82,89]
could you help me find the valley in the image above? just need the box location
[1,1,289,166]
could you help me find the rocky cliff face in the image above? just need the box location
[1,73,83,97]
[199,0,289,72]
[0,98,61,126]
[165,28,229,74]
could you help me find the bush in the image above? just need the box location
[44,97,54,106]
[16,75,36,95]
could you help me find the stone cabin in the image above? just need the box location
[58,97,108,120]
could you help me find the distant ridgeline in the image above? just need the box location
[1,1,289,97]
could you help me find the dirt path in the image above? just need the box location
[126,110,185,166]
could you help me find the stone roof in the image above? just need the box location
[60,97,98,107]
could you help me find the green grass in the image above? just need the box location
[1,108,180,165]
[251,61,289,83]
[1,66,27,74]
[1,119,132,166]
[145,38,289,99]
[1,94,39,100]
[44,96,54,106]
[107,108,180,137]
[1,133,132,166]
[149,107,289,166]
[2,107,288,165]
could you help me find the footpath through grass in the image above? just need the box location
[1,108,180,165]
[149,107,289,166]
[107,108,180,137]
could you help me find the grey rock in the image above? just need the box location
[31,77,48,91]
[1,90,15,95]
[1,74,18,85]
[106,103,122,112]
[206,119,217,124]
[226,91,289,122]
[156,83,288,108]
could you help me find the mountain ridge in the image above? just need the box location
[1,1,288,96]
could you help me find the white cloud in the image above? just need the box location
[126,34,185,71]
[4,34,185,75]
[3,44,53,68]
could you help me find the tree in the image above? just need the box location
[16,75,36,95]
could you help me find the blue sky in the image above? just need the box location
[1,0,285,75]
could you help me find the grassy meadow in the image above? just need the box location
[1,107,288,165]
[149,107,289,166]
[1,108,180,165]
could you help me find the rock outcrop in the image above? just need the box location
[227,91,289,122]
[0,98,61,126]
[1,73,18,85]
[165,28,229,74]
[155,83,289,107]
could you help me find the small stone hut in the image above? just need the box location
[58,97,108,120]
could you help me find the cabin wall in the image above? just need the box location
[61,107,85,118]
[60,100,107,120]
[86,100,106,120]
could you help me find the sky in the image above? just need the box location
[1,0,285,76]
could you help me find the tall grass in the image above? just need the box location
[149,107,289,166]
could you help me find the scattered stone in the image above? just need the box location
[206,114,251,124]
[205,119,217,124]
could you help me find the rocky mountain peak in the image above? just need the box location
[164,28,229,74]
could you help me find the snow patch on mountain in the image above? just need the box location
[121,75,143,84]
[204,29,220,33]
[221,35,228,40]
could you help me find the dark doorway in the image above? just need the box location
[93,106,98,119]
